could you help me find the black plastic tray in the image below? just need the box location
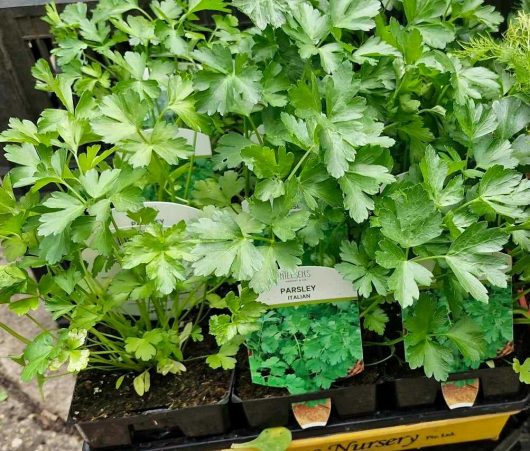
[82,383,530,450]
[232,375,378,428]
[71,371,234,449]
[394,366,522,409]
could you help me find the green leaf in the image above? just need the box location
[79,169,121,199]
[31,59,75,113]
[455,100,497,143]
[330,0,380,31]
[336,240,388,298]
[288,3,329,44]
[413,22,455,49]
[450,60,499,105]
[389,259,434,308]
[297,160,342,210]
[192,171,245,207]
[231,427,292,451]
[207,336,244,369]
[474,137,517,170]
[122,122,192,167]
[409,338,452,381]
[493,96,530,140]
[420,146,463,207]
[445,318,485,362]
[376,240,434,308]
[363,307,388,335]
[194,45,262,115]
[133,370,150,396]
[403,296,453,381]
[233,0,289,30]
[122,224,191,295]
[9,297,39,316]
[377,184,443,248]
[513,358,530,384]
[206,352,236,369]
[38,192,86,236]
[250,199,310,242]
[190,208,264,281]
[403,0,449,24]
[125,331,163,361]
[0,265,26,290]
[0,388,7,403]
[446,223,509,302]
[319,66,394,178]
[115,375,125,389]
[166,76,205,130]
[477,166,530,219]
[387,20,424,64]
[188,0,228,14]
[21,332,56,382]
[213,133,251,170]
[340,161,395,223]
[352,37,401,65]
[0,118,42,146]
[241,145,293,179]
[92,92,148,143]
[249,242,302,292]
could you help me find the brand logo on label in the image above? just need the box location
[279,269,312,281]
[324,434,420,450]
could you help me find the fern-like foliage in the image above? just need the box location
[460,11,530,95]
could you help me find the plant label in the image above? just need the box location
[291,399,331,429]
[247,266,364,428]
[441,378,479,409]
[176,128,212,156]
[111,201,202,229]
[257,266,356,307]
[84,202,203,319]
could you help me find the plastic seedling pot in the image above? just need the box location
[81,383,530,451]
[394,376,440,408]
[69,368,234,449]
[233,366,378,429]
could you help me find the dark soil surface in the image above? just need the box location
[70,338,232,422]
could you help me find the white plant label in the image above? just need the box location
[258,266,357,307]
[111,201,202,230]
[83,202,203,319]
[176,128,212,156]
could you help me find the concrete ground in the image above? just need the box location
[0,251,82,451]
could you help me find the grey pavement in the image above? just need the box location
[1,251,82,450]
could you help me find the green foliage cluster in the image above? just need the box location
[0,0,528,395]
[246,302,363,394]
[403,287,513,381]
[460,10,530,97]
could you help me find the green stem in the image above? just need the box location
[0,322,30,344]
[247,115,263,145]
[364,336,404,347]
[411,255,445,263]
[183,132,198,200]
[287,149,311,181]
[26,314,49,333]
[250,235,275,244]
[360,295,384,318]
[61,181,86,204]
[516,288,530,300]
